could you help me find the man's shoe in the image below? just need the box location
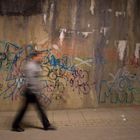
[44,125,57,130]
[12,127,24,132]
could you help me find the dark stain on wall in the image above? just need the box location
[0,0,45,16]
[134,0,140,42]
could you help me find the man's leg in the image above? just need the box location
[34,96,50,128]
[12,99,28,131]
[35,96,56,130]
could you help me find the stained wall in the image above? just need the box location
[0,0,140,110]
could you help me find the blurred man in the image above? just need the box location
[12,51,56,132]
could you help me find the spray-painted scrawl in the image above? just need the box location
[0,41,92,106]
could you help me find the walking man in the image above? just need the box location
[12,51,56,132]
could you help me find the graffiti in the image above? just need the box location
[99,67,139,104]
[129,55,140,68]
[41,58,91,103]
[42,53,75,72]
[75,57,93,67]
[0,41,21,71]
[69,69,90,94]
[0,41,92,106]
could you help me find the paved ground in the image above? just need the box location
[0,106,140,140]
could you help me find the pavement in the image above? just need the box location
[0,106,140,140]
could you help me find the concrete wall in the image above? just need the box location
[0,0,140,111]
[95,0,140,105]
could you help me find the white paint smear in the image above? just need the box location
[108,9,112,12]
[35,45,38,50]
[82,32,92,38]
[100,27,108,36]
[52,44,60,50]
[106,40,109,44]
[90,0,95,15]
[115,11,125,17]
[117,40,127,61]
[43,14,47,24]
[59,29,66,46]
[123,118,127,121]
[135,43,140,59]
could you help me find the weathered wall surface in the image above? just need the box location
[95,0,140,105]
[0,0,97,110]
[0,0,140,111]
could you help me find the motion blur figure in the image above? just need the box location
[12,51,56,132]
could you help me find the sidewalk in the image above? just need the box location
[0,106,140,140]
